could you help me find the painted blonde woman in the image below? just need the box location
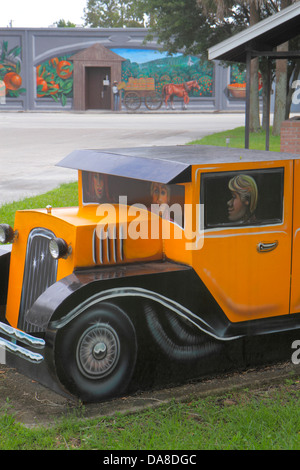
[227,174,258,223]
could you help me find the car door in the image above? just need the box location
[193,160,293,324]
[290,159,300,314]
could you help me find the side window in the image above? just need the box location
[200,168,284,229]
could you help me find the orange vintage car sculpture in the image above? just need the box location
[0,145,299,402]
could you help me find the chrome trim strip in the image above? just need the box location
[99,228,104,264]
[0,338,44,364]
[92,229,97,264]
[119,225,124,261]
[0,322,45,349]
[106,230,110,263]
[93,225,125,264]
[112,226,117,263]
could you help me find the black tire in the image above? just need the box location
[54,302,137,402]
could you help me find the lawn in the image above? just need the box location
[0,380,299,450]
[0,182,78,227]
[189,126,281,152]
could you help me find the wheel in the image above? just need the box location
[124,92,141,110]
[145,92,163,110]
[54,302,137,402]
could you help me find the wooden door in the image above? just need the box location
[85,67,111,110]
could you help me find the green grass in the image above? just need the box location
[0,182,78,227]
[0,381,299,449]
[189,126,281,152]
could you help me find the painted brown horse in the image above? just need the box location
[162,80,200,109]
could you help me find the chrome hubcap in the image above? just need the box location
[93,342,107,360]
[76,324,120,379]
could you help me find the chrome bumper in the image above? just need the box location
[0,321,45,364]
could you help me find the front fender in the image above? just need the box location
[26,261,194,332]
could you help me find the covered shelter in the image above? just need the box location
[208,2,300,150]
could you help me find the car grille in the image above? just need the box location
[92,226,124,265]
[18,228,57,332]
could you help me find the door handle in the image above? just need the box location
[257,241,278,252]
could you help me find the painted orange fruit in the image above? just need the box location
[49,81,59,95]
[37,76,48,97]
[56,60,72,79]
[3,72,22,92]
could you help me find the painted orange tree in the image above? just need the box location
[36,56,73,105]
[0,41,26,97]
[120,54,213,98]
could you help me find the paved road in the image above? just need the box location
[0,111,245,205]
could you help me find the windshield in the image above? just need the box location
[82,171,185,225]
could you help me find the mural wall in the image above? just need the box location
[0,40,26,102]
[36,55,73,105]
[0,27,247,112]
[34,48,214,109]
[116,49,213,97]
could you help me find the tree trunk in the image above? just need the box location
[260,64,269,131]
[249,2,261,133]
[250,57,261,132]
[272,42,288,135]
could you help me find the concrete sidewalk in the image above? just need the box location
[0,112,245,205]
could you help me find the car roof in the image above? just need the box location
[57,145,300,184]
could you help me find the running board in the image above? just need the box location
[0,321,45,364]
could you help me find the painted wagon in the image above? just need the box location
[119,77,162,111]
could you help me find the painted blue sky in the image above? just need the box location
[111,48,181,65]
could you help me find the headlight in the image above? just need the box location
[49,237,70,259]
[0,224,16,243]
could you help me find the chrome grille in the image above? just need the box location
[92,225,124,265]
[18,228,57,332]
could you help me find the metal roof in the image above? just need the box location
[57,146,300,184]
[208,2,300,63]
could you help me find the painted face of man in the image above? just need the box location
[227,191,249,222]
[152,183,169,205]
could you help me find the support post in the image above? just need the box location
[245,51,251,149]
[265,59,271,151]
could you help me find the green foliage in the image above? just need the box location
[84,0,145,27]
[120,54,214,97]
[0,40,26,98]
[55,19,77,27]
[36,55,73,106]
